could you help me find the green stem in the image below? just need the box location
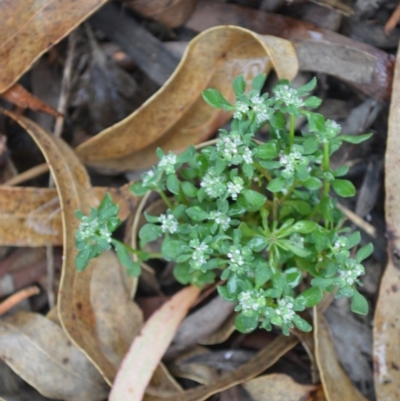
[289,114,295,149]
[279,181,297,205]
[254,162,273,181]
[112,239,162,259]
[272,194,278,222]
[322,141,330,197]
[158,190,173,209]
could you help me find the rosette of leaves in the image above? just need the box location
[76,75,373,336]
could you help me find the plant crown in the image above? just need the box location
[75,75,373,335]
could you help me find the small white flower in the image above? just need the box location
[233,101,249,119]
[238,289,265,312]
[200,170,226,198]
[273,85,304,108]
[338,260,364,286]
[158,213,178,234]
[158,153,177,174]
[290,233,304,249]
[326,119,341,137]
[227,177,244,200]
[227,246,245,266]
[209,211,231,231]
[142,169,155,184]
[242,147,253,164]
[276,296,295,323]
[189,239,210,270]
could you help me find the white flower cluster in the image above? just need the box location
[333,236,348,251]
[158,153,177,174]
[77,216,112,243]
[325,119,341,138]
[279,149,307,179]
[200,170,226,198]
[250,95,272,124]
[338,259,365,286]
[273,296,295,324]
[142,169,155,184]
[233,101,249,120]
[238,289,266,313]
[209,211,231,231]
[273,85,304,108]
[189,239,210,270]
[227,177,244,199]
[158,213,178,234]
[216,133,253,165]
[227,245,245,266]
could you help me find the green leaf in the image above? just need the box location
[177,145,196,163]
[291,221,317,234]
[292,315,312,332]
[304,112,325,132]
[256,141,279,160]
[75,248,91,272]
[303,177,322,190]
[162,239,187,261]
[347,231,361,248]
[130,182,148,196]
[267,177,285,193]
[351,291,369,315]
[285,267,302,288]
[304,96,322,108]
[255,263,271,287]
[269,111,286,129]
[202,89,233,110]
[297,77,317,95]
[296,287,323,307]
[242,189,266,207]
[302,137,319,155]
[181,181,198,198]
[235,313,259,333]
[174,264,191,285]
[280,240,311,257]
[338,133,372,144]
[166,174,180,195]
[233,75,246,96]
[252,73,267,92]
[217,285,236,302]
[332,179,356,197]
[356,243,374,262]
[186,206,208,222]
[113,241,141,276]
[333,165,349,177]
[247,237,268,252]
[139,224,162,244]
[311,277,335,289]
[283,200,311,215]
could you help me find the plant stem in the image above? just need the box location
[158,190,173,209]
[272,194,278,221]
[322,141,330,197]
[289,114,295,149]
[254,162,273,181]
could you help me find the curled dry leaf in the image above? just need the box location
[0,311,108,401]
[0,110,142,384]
[76,25,298,173]
[313,308,368,401]
[0,84,60,117]
[109,285,200,401]
[373,40,400,399]
[0,0,109,93]
[185,0,394,102]
[0,184,137,246]
[243,373,317,401]
[149,335,298,401]
[126,0,197,28]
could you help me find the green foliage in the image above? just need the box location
[75,75,373,336]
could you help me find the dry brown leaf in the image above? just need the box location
[149,335,298,401]
[0,110,142,385]
[243,373,317,401]
[109,286,200,401]
[373,40,400,399]
[0,311,108,401]
[0,84,60,116]
[313,309,368,401]
[0,0,108,93]
[0,184,137,246]
[76,26,298,173]
[126,0,197,27]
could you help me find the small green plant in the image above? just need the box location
[75,75,373,335]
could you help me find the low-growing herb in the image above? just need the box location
[75,75,373,335]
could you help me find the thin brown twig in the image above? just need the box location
[3,162,49,186]
[336,202,377,237]
[385,2,400,33]
[0,286,40,316]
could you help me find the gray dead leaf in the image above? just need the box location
[0,311,108,401]
[164,296,235,360]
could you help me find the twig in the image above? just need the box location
[336,202,377,237]
[0,286,40,316]
[3,163,49,186]
[385,2,400,33]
